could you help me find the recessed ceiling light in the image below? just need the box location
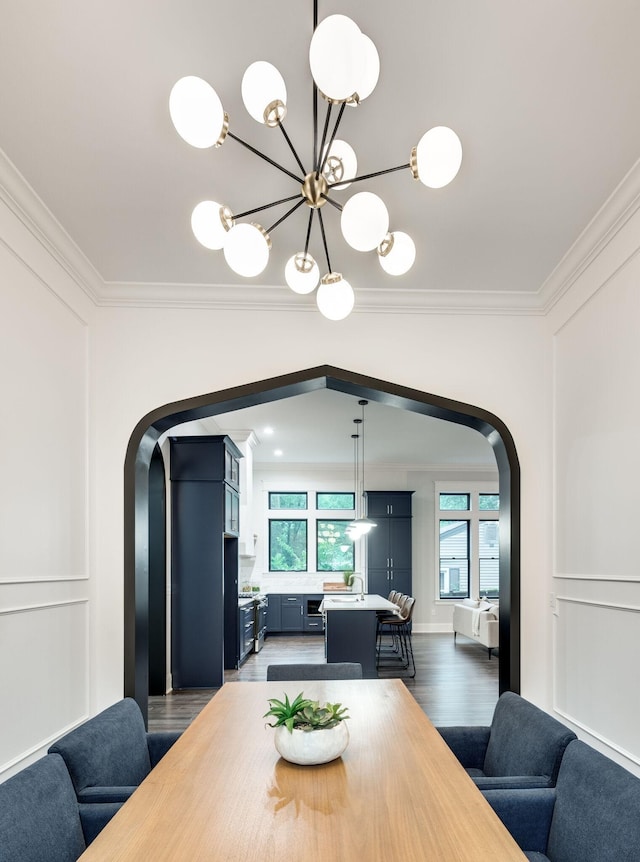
[274,449,283,456]
[263,426,274,435]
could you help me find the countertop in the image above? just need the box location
[320,594,400,612]
[238,596,257,607]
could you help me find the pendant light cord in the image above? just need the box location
[359,400,368,512]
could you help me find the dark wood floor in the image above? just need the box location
[149,632,498,732]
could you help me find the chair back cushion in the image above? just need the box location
[49,698,151,796]
[547,740,640,862]
[0,754,85,862]
[266,662,363,681]
[483,692,576,784]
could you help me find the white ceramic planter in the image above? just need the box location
[274,722,350,765]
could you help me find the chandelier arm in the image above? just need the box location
[327,163,411,188]
[278,123,307,175]
[227,131,304,184]
[320,194,343,212]
[234,193,304,221]
[303,208,315,257]
[317,208,332,273]
[313,84,319,172]
[312,0,319,170]
[318,102,347,178]
[266,197,307,234]
[314,101,333,178]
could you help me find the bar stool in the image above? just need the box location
[376,596,416,678]
[377,591,405,625]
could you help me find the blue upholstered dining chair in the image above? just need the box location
[484,739,640,861]
[266,662,363,681]
[437,691,576,789]
[0,753,118,861]
[48,697,180,837]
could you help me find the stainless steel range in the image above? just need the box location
[254,595,268,652]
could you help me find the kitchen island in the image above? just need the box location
[320,594,399,678]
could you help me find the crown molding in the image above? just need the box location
[254,461,496,473]
[0,148,104,303]
[3,140,640,318]
[98,279,544,316]
[537,155,640,313]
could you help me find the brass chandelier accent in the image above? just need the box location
[169,1,462,320]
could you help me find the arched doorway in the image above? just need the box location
[124,366,520,721]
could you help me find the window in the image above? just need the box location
[269,519,307,571]
[316,520,354,572]
[439,493,470,510]
[265,489,358,575]
[437,487,500,599]
[479,494,499,511]
[268,492,307,510]
[479,520,499,597]
[316,492,355,510]
[439,520,470,599]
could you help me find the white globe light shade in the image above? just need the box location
[285,253,319,294]
[351,518,375,535]
[223,223,270,277]
[191,201,230,250]
[241,61,287,125]
[322,139,357,189]
[309,15,364,101]
[169,76,226,149]
[354,34,380,102]
[378,231,416,276]
[316,275,355,320]
[341,191,389,252]
[414,126,463,188]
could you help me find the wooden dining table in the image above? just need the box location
[78,679,525,861]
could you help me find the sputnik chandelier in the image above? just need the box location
[169,2,462,320]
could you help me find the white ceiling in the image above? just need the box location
[177,388,496,468]
[2,1,640,312]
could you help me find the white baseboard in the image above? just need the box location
[413,623,453,634]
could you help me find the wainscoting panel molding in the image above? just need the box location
[0,599,89,777]
[553,595,640,766]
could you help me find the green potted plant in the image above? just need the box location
[264,692,350,765]
[343,570,355,590]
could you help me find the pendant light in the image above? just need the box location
[348,399,377,538]
[346,420,362,540]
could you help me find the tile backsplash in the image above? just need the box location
[240,573,355,594]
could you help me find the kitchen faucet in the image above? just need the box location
[351,575,365,601]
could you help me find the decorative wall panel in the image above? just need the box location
[554,595,640,764]
[0,600,89,775]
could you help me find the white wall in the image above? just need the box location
[548,193,640,774]
[0,180,95,778]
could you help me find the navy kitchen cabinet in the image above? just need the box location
[170,436,243,687]
[365,492,413,598]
